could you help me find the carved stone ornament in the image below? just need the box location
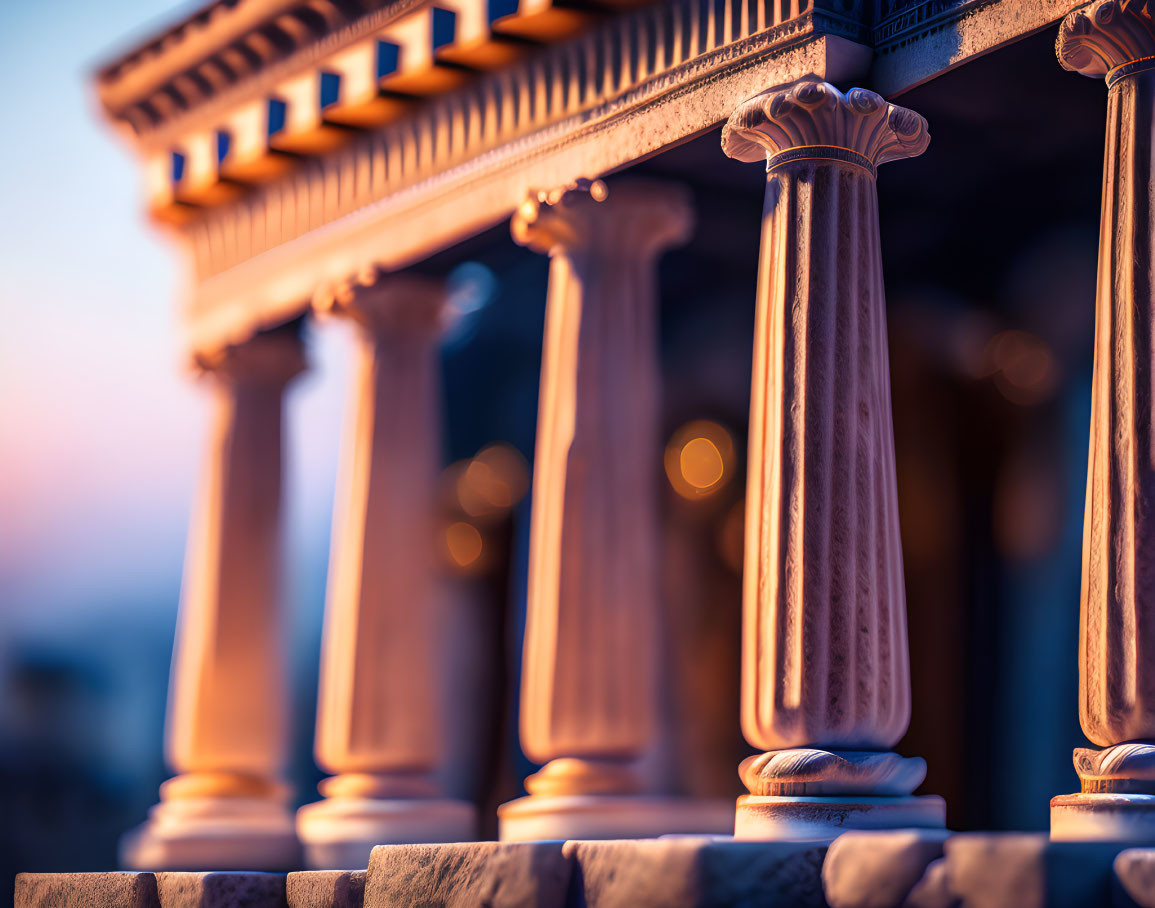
[739,749,927,797]
[720,79,930,173]
[1057,0,1155,80]
[1076,744,1155,793]
[510,178,693,258]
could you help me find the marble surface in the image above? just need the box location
[823,829,951,908]
[566,837,828,908]
[26,834,1155,908]
[286,871,364,908]
[364,841,571,908]
[15,873,160,908]
[153,873,286,908]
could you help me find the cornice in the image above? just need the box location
[98,0,418,136]
[98,0,1081,139]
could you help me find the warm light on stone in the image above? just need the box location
[722,79,943,840]
[498,178,733,841]
[297,272,475,869]
[121,332,306,872]
[1052,0,1155,843]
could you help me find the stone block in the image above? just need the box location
[1115,849,1155,907]
[942,833,1127,908]
[564,836,828,908]
[154,873,286,908]
[15,873,160,908]
[364,841,571,908]
[903,857,957,908]
[822,829,952,908]
[286,871,364,908]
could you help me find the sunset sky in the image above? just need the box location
[0,0,349,645]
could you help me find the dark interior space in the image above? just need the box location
[420,23,1108,835]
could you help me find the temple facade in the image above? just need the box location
[19,0,1155,903]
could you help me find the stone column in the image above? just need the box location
[120,330,305,871]
[1052,0,1155,843]
[721,80,944,840]
[296,271,475,868]
[497,179,733,842]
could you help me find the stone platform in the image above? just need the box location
[18,833,1155,908]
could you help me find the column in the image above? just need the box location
[497,179,733,841]
[1052,0,1155,842]
[296,271,475,869]
[120,329,305,871]
[721,79,944,839]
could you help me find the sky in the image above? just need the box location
[0,0,349,647]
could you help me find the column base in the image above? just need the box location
[296,798,477,869]
[497,794,735,842]
[120,795,301,870]
[1051,793,1155,842]
[734,794,946,841]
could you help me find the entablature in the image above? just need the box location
[96,0,1091,354]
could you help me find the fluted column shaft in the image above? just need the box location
[298,273,475,868]
[500,181,737,841]
[169,332,303,785]
[723,81,929,756]
[722,81,942,839]
[743,151,907,751]
[1053,2,1155,839]
[121,330,304,871]
[314,275,445,784]
[515,179,691,789]
[1081,67,1155,747]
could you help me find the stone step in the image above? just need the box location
[21,834,1155,908]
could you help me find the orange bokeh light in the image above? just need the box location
[664,420,735,500]
[456,443,529,518]
[445,521,483,567]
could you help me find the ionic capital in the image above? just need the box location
[193,331,306,387]
[1058,0,1155,80]
[721,80,930,174]
[511,178,693,258]
[314,267,447,338]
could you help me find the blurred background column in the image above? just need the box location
[720,80,945,839]
[297,272,475,868]
[120,328,305,870]
[498,179,733,841]
[1051,0,1155,843]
